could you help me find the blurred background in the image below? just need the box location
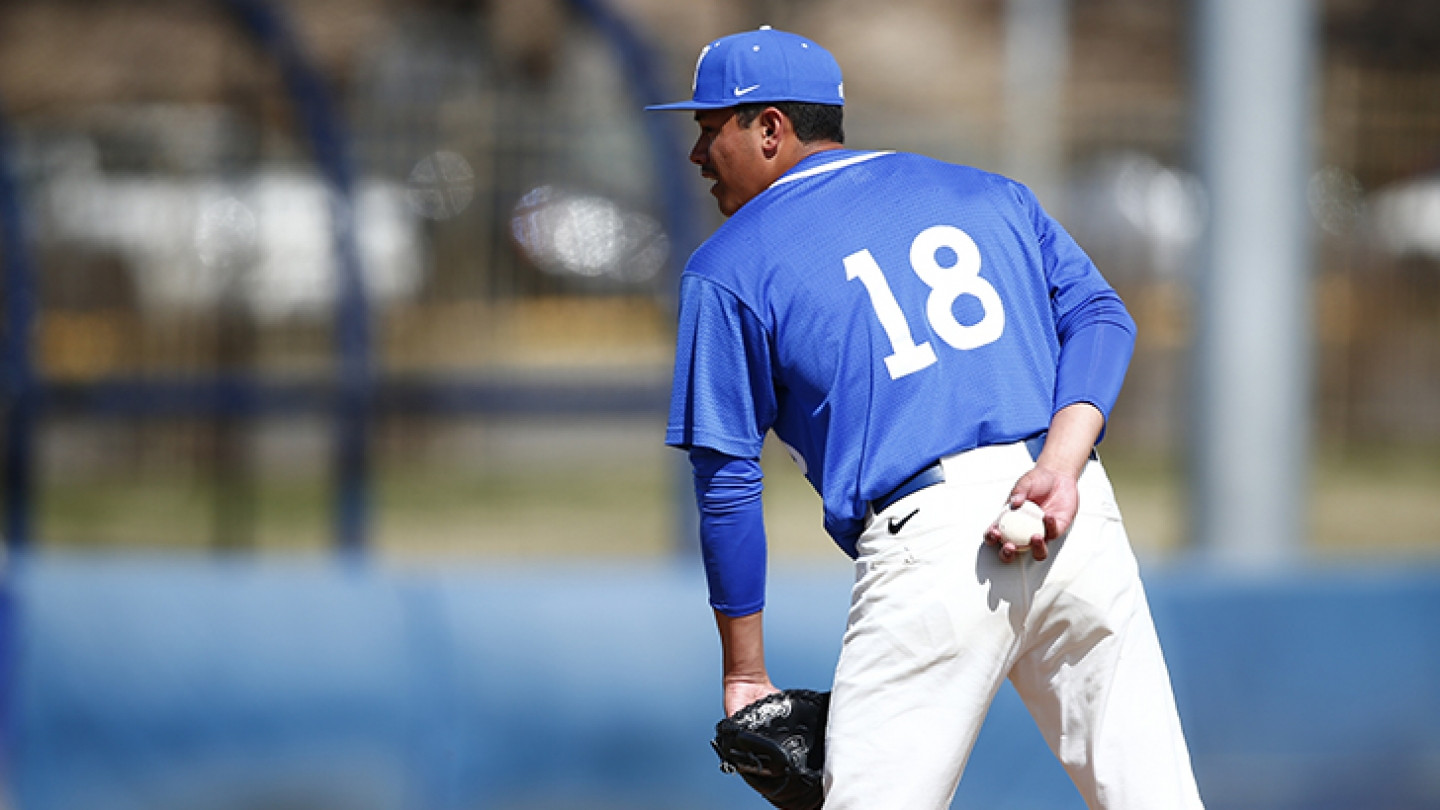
[0,0,1438,808]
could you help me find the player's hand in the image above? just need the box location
[724,675,780,718]
[984,465,1080,563]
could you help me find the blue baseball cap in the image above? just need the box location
[646,26,844,111]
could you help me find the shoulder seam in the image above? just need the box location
[680,272,776,345]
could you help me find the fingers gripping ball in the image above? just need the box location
[712,689,830,810]
[997,500,1046,550]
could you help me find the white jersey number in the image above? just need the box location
[845,225,1005,380]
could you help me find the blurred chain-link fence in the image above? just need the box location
[1,0,690,557]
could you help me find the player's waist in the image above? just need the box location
[869,434,1095,514]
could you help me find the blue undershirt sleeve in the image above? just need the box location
[689,447,767,617]
[1053,307,1136,441]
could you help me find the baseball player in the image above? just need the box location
[649,27,1205,809]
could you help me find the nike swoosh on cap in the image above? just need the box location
[733,84,761,96]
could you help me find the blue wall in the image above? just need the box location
[3,555,1439,809]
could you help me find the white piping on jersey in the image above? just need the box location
[770,150,895,187]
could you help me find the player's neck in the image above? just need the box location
[792,140,844,164]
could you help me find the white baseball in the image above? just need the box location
[996,501,1045,549]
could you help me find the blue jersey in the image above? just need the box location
[667,149,1131,556]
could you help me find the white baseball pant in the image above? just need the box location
[822,441,1204,809]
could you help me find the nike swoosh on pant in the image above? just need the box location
[887,509,919,534]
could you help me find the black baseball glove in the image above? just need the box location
[711,689,830,810]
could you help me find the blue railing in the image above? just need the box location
[0,94,36,551]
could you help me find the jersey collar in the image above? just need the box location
[771,150,894,188]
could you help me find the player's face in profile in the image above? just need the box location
[690,109,770,216]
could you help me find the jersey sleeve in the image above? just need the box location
[665,273,778,458]
[1015,182,1137,425]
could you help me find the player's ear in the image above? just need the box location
[759,107,785,154]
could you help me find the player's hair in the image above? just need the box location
[734,102,845,144]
